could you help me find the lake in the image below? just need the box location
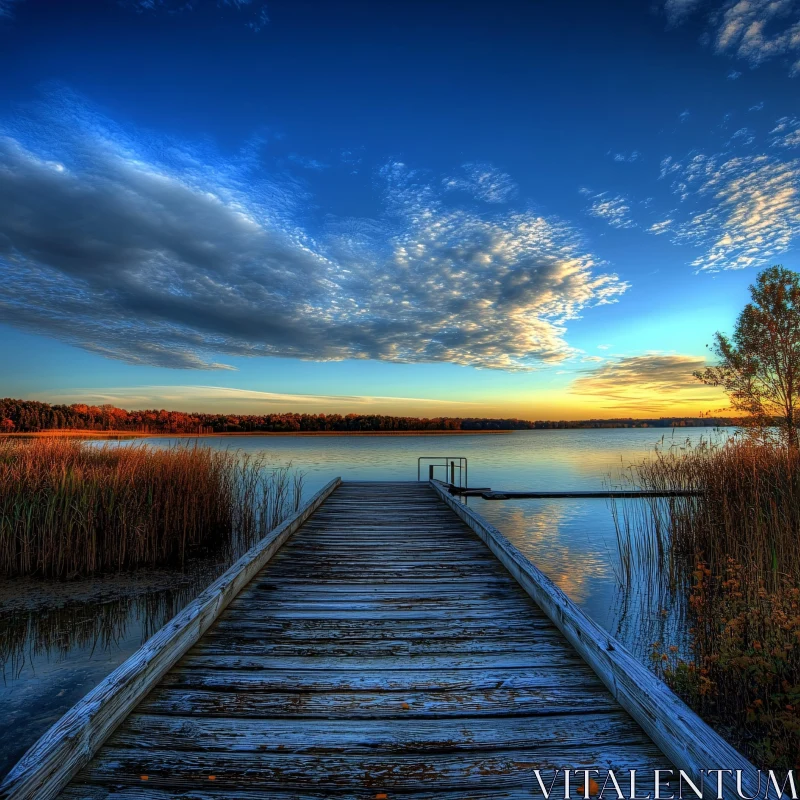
[0,427,721,777]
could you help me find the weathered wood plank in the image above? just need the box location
[178,652,587,671]
[0,479,342,800]
[139,685,618,718]
[231,584,526,597]
[72,746,667,791]
[161,665,604,692]
[60,787,522,800]
[209,616,550,636]
[192,637,568,657]
[110,711,646,753]
[204,607,538,620]
[222,598,538,612]
[202,623,556,640]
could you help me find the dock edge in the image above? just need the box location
[430,479,766,800]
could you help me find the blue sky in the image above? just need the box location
[1,0,799,418]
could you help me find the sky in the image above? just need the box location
[0,0,799,420]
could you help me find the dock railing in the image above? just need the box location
[417,456,467,487]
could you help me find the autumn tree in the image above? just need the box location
[695,265,800,447]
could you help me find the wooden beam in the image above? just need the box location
[479,490,702,499]
[430,479,765,800]
[0,477,342,800]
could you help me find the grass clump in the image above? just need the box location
[616,437,800,769]
[653,560,800,769]
[0,438,303,578]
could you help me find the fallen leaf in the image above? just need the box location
[576,778,600,797]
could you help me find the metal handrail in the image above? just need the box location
[417,456,467,488]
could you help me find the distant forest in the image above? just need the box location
[0,398,736,434]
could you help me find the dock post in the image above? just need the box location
[428,464,434,480]
[450,460,455,484]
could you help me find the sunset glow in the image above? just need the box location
[1,1,797,419]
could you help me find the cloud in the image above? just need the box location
[680,110,691,123]
[339,148,364,171]
[712,0,800,75]
[0,92,627,373]
[584,192,636,229]
[728,126,755,146]
[771,116,800,147]
[442,162,518,203]
[611,151,641,163]
[0,0,23,18]
[750,101,765,111]
[728,69,743,79]
[288,153,328,170]
[662,150,800,270]
[571,354,722,411]
[647,218,675,235]
[663,0,707,26]
[661,0,800,76]
[37,385,478,411]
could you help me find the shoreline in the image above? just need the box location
[2,429,514,439]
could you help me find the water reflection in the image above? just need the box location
[470,495,689,663]
[0,561,223,777]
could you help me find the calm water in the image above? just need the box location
[0,427,719,777]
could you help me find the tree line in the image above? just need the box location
[0,400,537,433]
[0,398,735,434]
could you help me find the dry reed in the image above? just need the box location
[614,436,800,768]
[615,436,800,591]
[0,439,303,578]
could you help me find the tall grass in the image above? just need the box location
[0,439,303,578]
[616,437,800,591]
[614,436,800,768]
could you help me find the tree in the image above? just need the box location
[695,265,800,447]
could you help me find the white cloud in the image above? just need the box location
[728,126,756,145]
[0,93,628,373]
[771,116,800,147]
[680,110,691,123]
[612,151,641,163]
[750,101,765,111]
[665,151,800,271]
[584,192,637,229]
[713,0,800,75]
[38,385,478,410]
[662,0,800,76]
[443,162,518,203]
[648,219,675,235]
[728,69,743,79]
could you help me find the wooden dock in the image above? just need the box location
[0,480,761,799]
